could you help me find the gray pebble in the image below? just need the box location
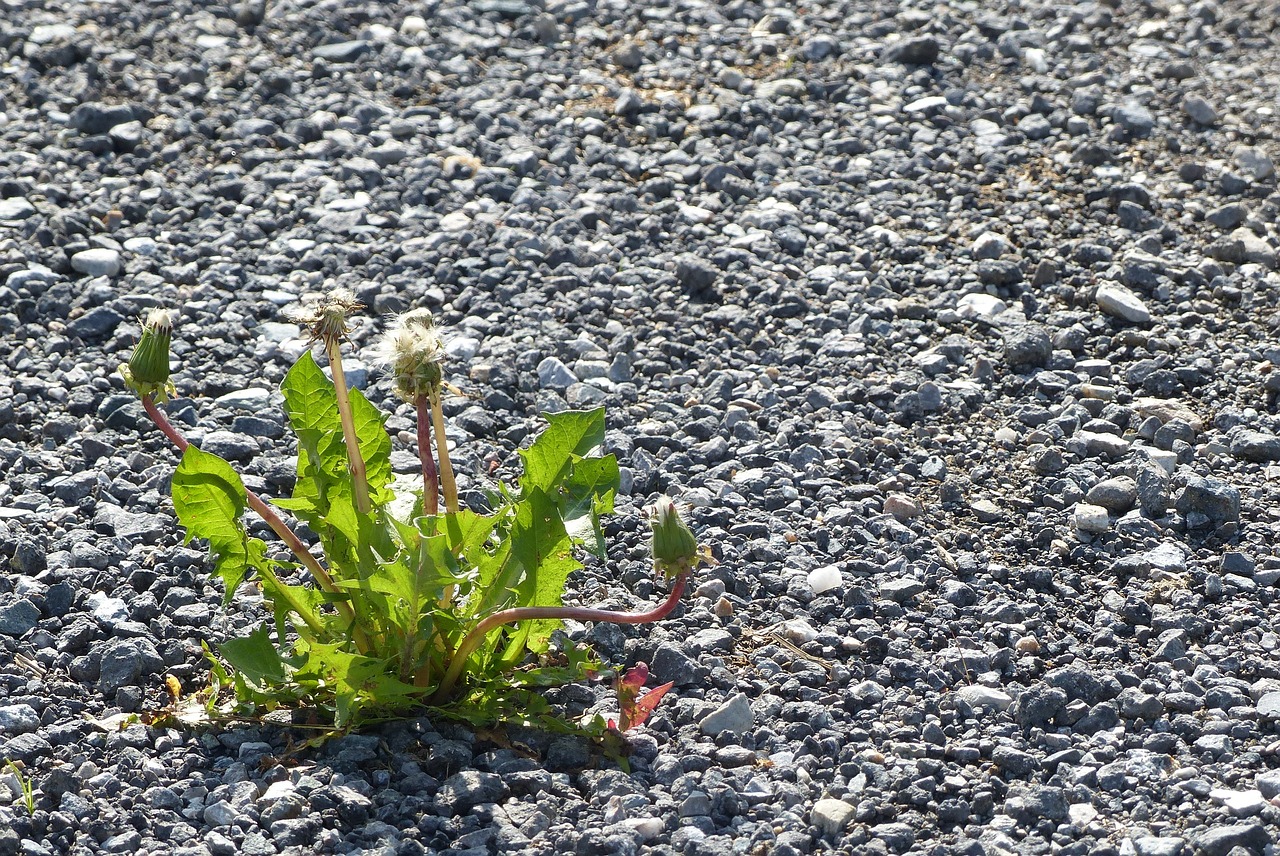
[70,249,122,277]
[1183,95,1218,125]
[0,198,36,219]
[699,693,753,736]
[1175,475,1240,527]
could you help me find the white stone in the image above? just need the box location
[956,293,1008,319]
[0,198,35,219]
[257,783,294,803]
[955,685,1013,711]
[123,237,161,256]
[808,565,843,595]
[257,322,301,344]
[904,96,948,112]
[1209,788,1267,817]
[87,592,129,625]
[400,15,427,35]
[699,693,753,736]
[445,335,481,360]
[756,78,806,99]
[70,248,122,277]
[203,799,241,827]
[617,818,663,841]
[439,210,471,232]
[1074,503,1111,533]
[780,619,818,644]
[811,799,855,836]
[1143,542,1187,573]
[679,204,714,224]
[1024,48,1048,73]
[1257,691,1280,718]
[1095,283,1150,323]
[1068,803,1098,826]
[1235,146,1275,181]
[972,231,1012,259]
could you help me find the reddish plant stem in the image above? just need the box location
[415,395,439,516]
[430,571,690,705]
[141,394,372,653]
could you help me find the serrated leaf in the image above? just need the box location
[558,454,619,557]
[518,408,606,495]
[505,487,579,654]
[281,351,393,523]
[220,627,288,691]
[172,445,255,600]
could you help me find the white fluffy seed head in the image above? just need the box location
[375,308,445,401]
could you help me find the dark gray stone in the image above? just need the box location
[68,102,138,134]
[882,36,940,65]
[1011,685,1068,727]
[1137,465,1170,518]
[66,306,124,339]
[1229,429,1280,463]
[97,637,164,693]
[1003,326,1052,371]
[1190,823,1267,856]
[1176,475,1240,527]
[436,770,509,813]
[0,597,40,637]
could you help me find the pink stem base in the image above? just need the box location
[430,571,690,704]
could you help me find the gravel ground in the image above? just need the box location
[3,0,1280,854]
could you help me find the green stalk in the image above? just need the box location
[325,341,372,515]
[429,570,691,705]
[429,389,458,515]
[415,394,439,516]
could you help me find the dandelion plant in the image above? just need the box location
[120,296,706,732]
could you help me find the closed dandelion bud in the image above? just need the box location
[649,496,697,578]
[120,308,174,401]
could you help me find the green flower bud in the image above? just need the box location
[120,308,175,401]
[649,496,697,578]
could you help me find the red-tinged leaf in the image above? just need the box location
[618,663,650,692]
[615,662,673,731]
[623,680,673,731]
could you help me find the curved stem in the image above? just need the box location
[415,395,439,516]
[430,571,690,705]
[141,394,372,653]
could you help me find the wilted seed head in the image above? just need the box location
[293,288,363,347]
[120,308,174,401]
[375,308,445,401]
[649,496,698,578]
